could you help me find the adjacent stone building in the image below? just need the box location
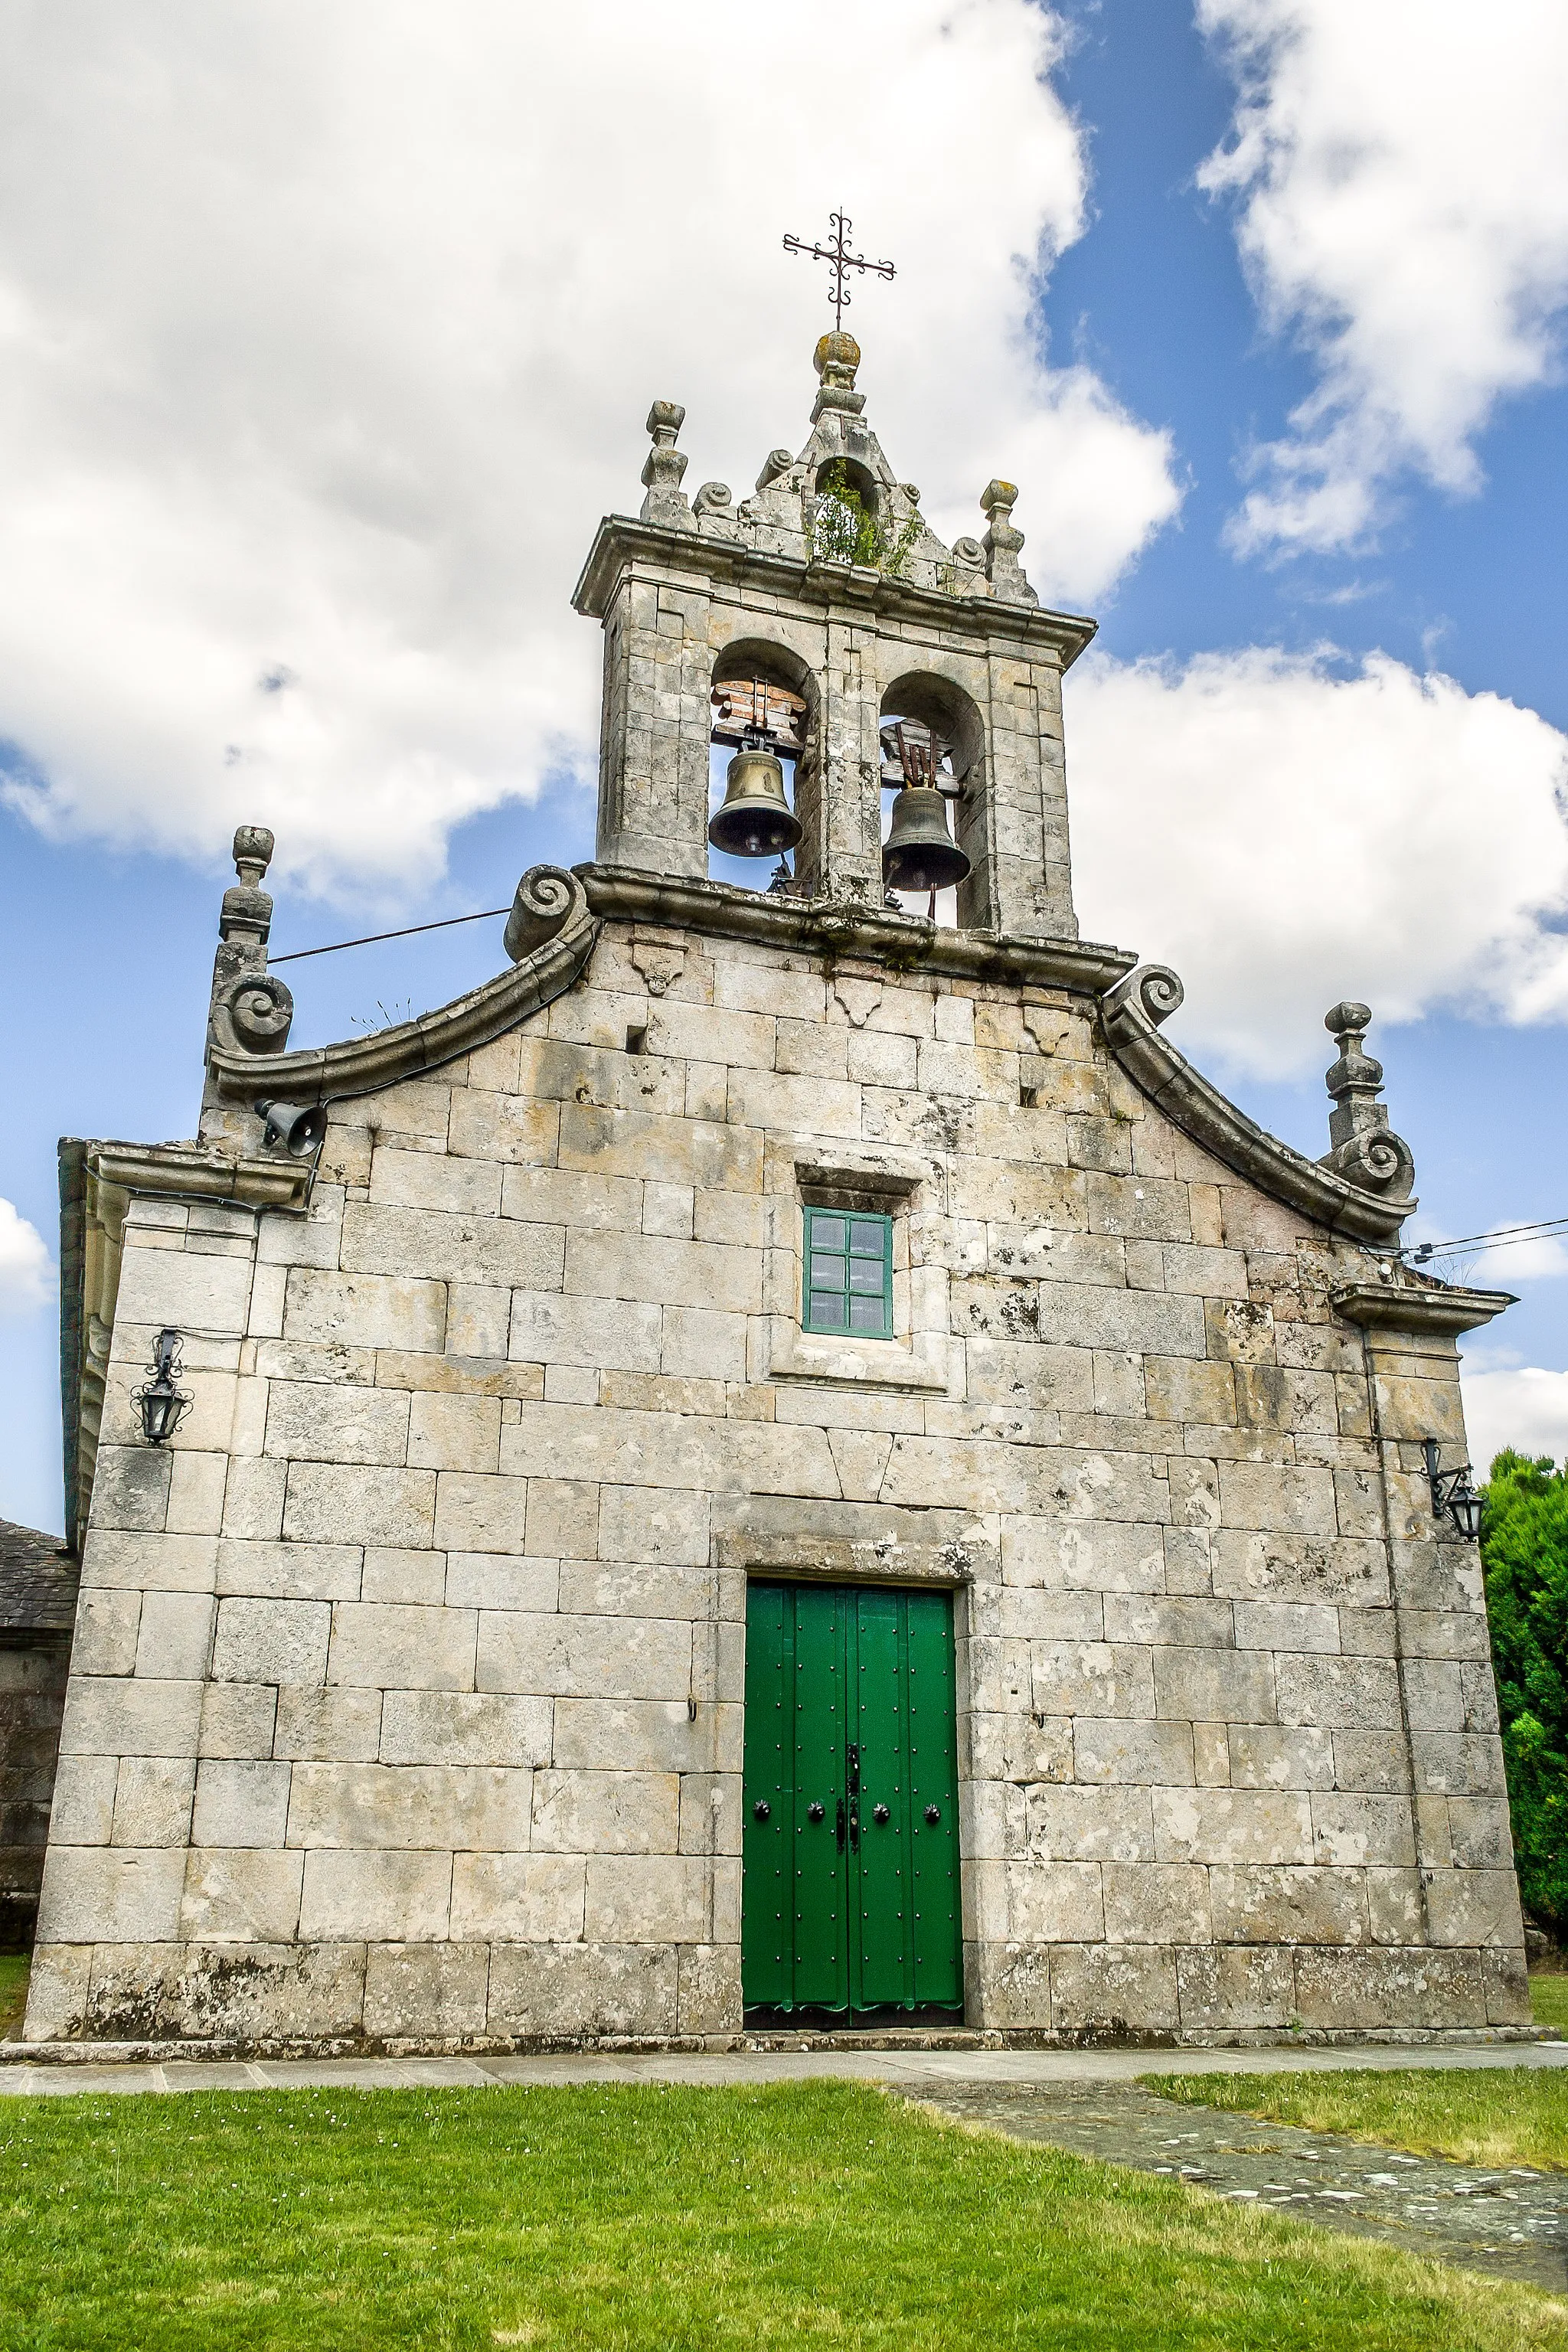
[1,1521,80,1952]
[26,336,1527,2050]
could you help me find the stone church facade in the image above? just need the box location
[27,336,1527,2049]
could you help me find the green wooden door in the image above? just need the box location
[742,1580,962,2015]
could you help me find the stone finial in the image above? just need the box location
[219,823,276,946]
[201,822,292,1140]
[1318,1001,1415,1199]
[639,400,691,527]
[233,825,274,885]
[981,479,1036,605]
[811,332,867,423]
[1324,1001,1380,1138]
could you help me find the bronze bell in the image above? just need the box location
[707,746,803,859]
[882,782,971,895]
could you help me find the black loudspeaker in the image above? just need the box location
[257,1100,326,1156]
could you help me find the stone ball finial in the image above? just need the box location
[641,401,690,511]
[814,332,861,378]
[979,480,1032,601]
[233,825,274,886]
[1318,995,1414,1198]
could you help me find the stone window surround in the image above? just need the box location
[764,1143,950,1393]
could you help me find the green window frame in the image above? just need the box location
[802,1205,893,1338]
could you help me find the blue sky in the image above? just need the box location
[2,0,1566,1533]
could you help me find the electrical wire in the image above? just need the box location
[1403,1214,1568,1265]
[269,906,511,965]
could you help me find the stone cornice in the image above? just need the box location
[1099,981,1416,1246]
[1329,1280,1516,1337]
[87,1142,312,1211]
[577,864,1136,994]
[209,867,599,1109]
[570,515,1099,668]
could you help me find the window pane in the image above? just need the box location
[849,1218,884,1253]
[848,1293,885,1331]
[848,1257,883,1292]
[810,1254,845,1291]
[812,1215,848,1252]
[811,1295,847,1331]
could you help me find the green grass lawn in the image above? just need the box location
[1142,2066,1568,2173]
[0,1955,27,2039]
[1533,1973,1568,2034]
[1,2082,1563,2352]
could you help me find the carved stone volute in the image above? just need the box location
[1101,962,1184,1041]
[502,864,585,962]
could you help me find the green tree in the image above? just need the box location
[1480,1447,1568,1932]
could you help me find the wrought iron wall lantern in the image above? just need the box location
[1421,1437,1483,1542]
[134,1327,192,1446]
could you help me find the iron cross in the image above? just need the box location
[783,209,895,330]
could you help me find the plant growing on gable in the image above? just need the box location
[810,460,923,576]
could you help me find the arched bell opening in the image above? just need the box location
[707,641,817,896]
[878,672,984,928]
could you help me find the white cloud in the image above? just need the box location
[1067,645,1568,1076]
[1468,1233,1568,1286]
[1462,1365,1568,1479]
[0,1200,51,1318]
[0,2,1179,901]
[1197,0,1568,553]
[1406,1233,1568,1289]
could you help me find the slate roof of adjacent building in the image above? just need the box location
[0,1519,78,1642]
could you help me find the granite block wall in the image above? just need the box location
[25,920,1527,2046]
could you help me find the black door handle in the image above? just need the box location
[925,1804,941,1824]
[808,1801,825,1822]
[835,1797,846,1853]
[753,1799,770,1821]
[872,1802,890,1824]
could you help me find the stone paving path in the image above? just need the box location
[5,2037,1565,2096]
[898,2077,1568,2295]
